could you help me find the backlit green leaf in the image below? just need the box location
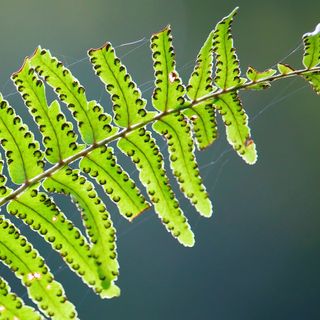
[303,23,320,69]
[186,29,218,149]
[0,216,78,319]
[80,146,150,221]
[88,43,155,127]
[118,129,195,247]
[302,71,320,95]
[29,47,116,144]
[215,92,257,164]
[213,8,241,89]
[151,25,186,112]
[43,166,120,299]
[246,66,276,82]
[12,60,83,163]
[153,112,212,217]
[0,95,44,184]
[8,186,111,297]
[0,276,42,320]
[277,63,294,75]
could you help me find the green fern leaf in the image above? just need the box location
[215,93,257,164]
[186,29,218,149]
[0,216,77,319]
[150,25,186,112]
[118,129,194,246]
[0,276,42,320]
[80,146,150,221]
[245,67,275,90]
[0,156,11,199]
[277,63,294,75]
[302,72,320,95]
[184,105,217,150]
[88,44,155,127]
[29,47,116,144]
[0,95,44,184]
[43,166,120,298]
[89,41,194,245]
[302,23,320,69]
[153,112,212,217]
[246,66,276,81]
[12,60,83,163]
[213,7,241,90]
[7,186,112,297]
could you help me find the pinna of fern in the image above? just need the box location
[0,7,318,319]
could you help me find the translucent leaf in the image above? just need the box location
[213,7,241,89]
[151,25,186,112]
[0,276,42,320]
[277,63,294,75]
[29,47,116,144]
[186,29,218,149]
[80,146,150,221]
[302,23,320,69]
[0,216,78,319]
[43,166,120,298]
[246,66,276,81]
[118,129,194,247]
[0,95,44,184]
[88,43,154,127]
[12,60,83,163]
[7,186,111,297]
[184,105,217,150]
[0,155,11,199]
[153,112,212,217]
[302,71,320,95]
[215,92,257,164]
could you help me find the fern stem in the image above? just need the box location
[0,66,318,207]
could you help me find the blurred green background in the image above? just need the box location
[0,0,320,319]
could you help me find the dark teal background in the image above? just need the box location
[0,0,320,319]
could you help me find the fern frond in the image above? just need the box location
[80,146,150,221]
[213,7,241,90]
[87,43,155,127]
[151,25,186,112]
[29,47,116,144]
[118,129,194,246]
[215,93,257,164]
[153,112,212,217]
[12,60,83,163]
[7,186,111,297]
[185,29,218,150]
[43,166,120,298]
[303,23,320,69]
[0,10,318,318]
[0,276,42,320]
[0,95,44,184]
[0,216,77,319]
